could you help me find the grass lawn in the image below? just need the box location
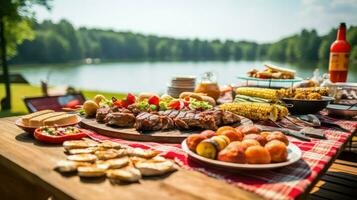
[0,83,125,117]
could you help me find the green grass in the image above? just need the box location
[0,83,125,117]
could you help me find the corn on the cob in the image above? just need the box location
[219,102,278,121]
[235,87,284,102]
[276,104,289,120]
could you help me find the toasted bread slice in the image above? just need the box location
[106,166,141,182]
[264,63,296,77]
[21,110,54,126]
[78,166,106,177]
[29,112,66,127]
[43,114,79,126]
[67,154,97,162]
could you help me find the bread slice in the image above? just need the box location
[29,112,66,127]
[21,110,54,126]
[264,63,296,76]
[43,114,79,126]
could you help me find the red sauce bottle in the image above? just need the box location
[329,23,351,83]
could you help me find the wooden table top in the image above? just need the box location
[0,117,262,200]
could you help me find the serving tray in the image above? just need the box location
[79,116,253,143]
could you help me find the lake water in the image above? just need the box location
[10,60,357,93]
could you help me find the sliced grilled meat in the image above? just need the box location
[127,104,141,116]
[135,112,161,131]
[160,116,175,130]
[221,110,241,125]
[96,107,112,123]
[104,112,136,127]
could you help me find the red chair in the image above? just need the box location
[23,93,86,113]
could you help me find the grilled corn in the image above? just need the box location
[219,102,279,121]
[276,104,289,120]
[235,87,284,102]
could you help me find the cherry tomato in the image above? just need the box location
[113,100,121,108]
[126,93,136,105]
[184,96,190,101]
[169,100,180,110]
[148,95,160,106]
[118,99,128,108]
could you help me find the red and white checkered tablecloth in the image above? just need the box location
[85,117,356,200]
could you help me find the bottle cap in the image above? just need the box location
[340,22,346,28]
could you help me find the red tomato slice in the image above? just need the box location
[148,96,160,106]
[169,100,180,110]
[34,128,87,144]
[126,93,136,105]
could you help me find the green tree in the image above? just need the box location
[0,0,51,110]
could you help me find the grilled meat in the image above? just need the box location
[96,107,112,122]
[135,112,174,131]
[104,112,136,127]
[127,104,141,116]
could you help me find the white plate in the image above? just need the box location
[181,140,302,170]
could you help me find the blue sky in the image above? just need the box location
[33,0,357,42]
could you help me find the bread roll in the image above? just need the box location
[43,114,79,126]
[201,96,216,106]
[179,92,203,101]
[180,92,216,106]
[21,110,54,126]
[138,92,159,101]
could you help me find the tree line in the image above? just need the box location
[10,19,357,64]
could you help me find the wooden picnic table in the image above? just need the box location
[0,116,354,200]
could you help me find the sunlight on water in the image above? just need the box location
[10,61,357,93]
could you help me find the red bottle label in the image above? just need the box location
[329,52,349,71]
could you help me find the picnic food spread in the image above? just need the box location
[82,93,241,132]
[8,61,357,200]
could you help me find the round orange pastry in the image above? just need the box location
[241,125,260,135]
[245,146,271,164]
[200,130,217,138]
[220,130,243,142]
[266,131,289,146]
[241,139,261,148]
[265,140,288,163]
[235,126,244,133]
[186,134,207,152]
[260,131,271,139]
[218,141,247,163]
[216,126,237,135]
[243,134,267,146]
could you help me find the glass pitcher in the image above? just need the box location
[194,72,220,100]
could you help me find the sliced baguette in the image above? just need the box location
[21,110,54,126]
[43,114,79,126]
[29,112,66,127]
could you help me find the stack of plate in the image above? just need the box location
[167,76,196,98]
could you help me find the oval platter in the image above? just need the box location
[79,116,253,143]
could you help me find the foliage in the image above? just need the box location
[8,20,357,64]
[0,0,51,57]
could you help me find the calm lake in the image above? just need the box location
[10,61,357,93]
